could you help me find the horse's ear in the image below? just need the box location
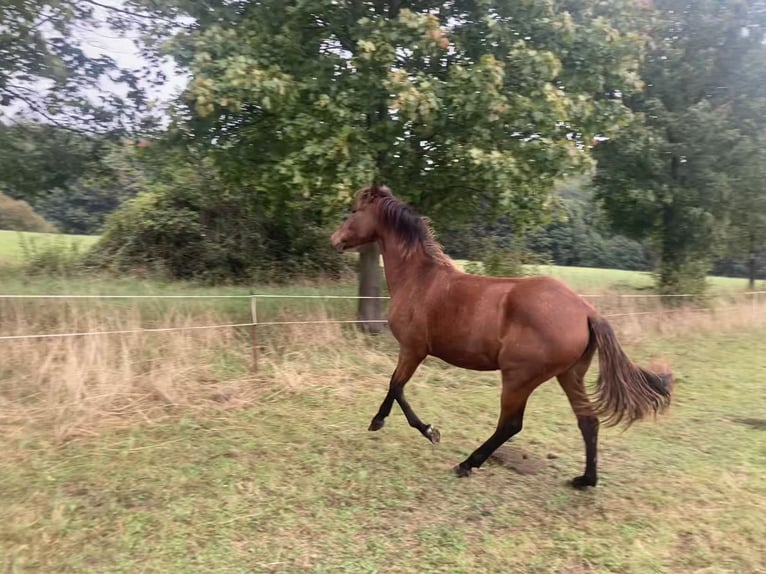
[359,185,392,204]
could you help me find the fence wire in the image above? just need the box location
[0,291,762,342]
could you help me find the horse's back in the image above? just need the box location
[406,271,591,373]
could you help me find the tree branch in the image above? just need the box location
[2,86,106,134]
[78,0,177,24]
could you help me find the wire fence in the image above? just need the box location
[0,290,763,343]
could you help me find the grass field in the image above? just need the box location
[1,326,765,573]
[0,230,98,266]
[527,264,759,293]
[1,230,764,572]
[0,229,761,296]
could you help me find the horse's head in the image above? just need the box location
[330,185,391,252]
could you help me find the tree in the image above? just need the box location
[594,0,766,293]
[90,140,349,280]
[0,122,111,203]
[0,123,145,234]
[0,0,159,130]
[727,132,766,289]
[33,141,150,234]
[133,0,649,326]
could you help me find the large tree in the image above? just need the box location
[593,0,766,293]
[131,0,648,326]
[727,132,766,289]
[0,122,109,202]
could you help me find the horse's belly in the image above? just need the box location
[428,339,499,371]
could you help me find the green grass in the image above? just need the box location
[0,230,98,266]
[0,259,758,336]
[2,328,765,573]
[0,228,758,295]
[528,264,757,292]
[0,261,757,302]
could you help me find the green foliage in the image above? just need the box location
[0,193,56,233]
[0,123,139,235]
[17,234,86,277]
[594,0,766,293]
[444,176,652,273]
[725,131,766,286]
[462,260,483,276]
[157,1,644,228]
[460,235,550,278]
[481,247,526,278]
[74,0,652,286]
[33,141,150,234]
[526,184,652,272]
[651,259,710,296]
[91,150,348,282]
[0,123,109,202]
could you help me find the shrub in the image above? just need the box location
[90,190,349,283]
[0,193,56,233]
[18,234,85,277]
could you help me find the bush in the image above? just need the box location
[0,193,56,233]
[18,235,85,277]
[654,258,711,297]
[83,146,348,283]
[482,247,525,277]
[90,189,349,283]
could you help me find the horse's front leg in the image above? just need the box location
[368,351,438,444]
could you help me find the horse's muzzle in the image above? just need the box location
[330,231,346,252]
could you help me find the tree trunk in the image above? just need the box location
[357,242,384,333]
[748,250,756,291]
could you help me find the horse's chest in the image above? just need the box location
[387,304,423,342]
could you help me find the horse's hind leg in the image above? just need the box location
[557,356,599,489]
[368,351,438,444]
[453,371,538,477]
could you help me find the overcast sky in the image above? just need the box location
[4,0,189,124]
[76,1,189,116]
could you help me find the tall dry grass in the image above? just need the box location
[0,311,252,440]
[1,293,764,439]
[598,292,766,343]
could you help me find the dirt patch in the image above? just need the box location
[734,417,766,430]
[486,445,546,475]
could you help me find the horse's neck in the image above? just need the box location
[378,236,443,298]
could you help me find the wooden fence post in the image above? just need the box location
[250,295,258,372]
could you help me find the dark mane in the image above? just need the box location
[364,186,452,266]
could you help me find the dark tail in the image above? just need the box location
[588,315,673,428]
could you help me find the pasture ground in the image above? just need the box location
[2,327,765,573]
[0,229,761,294]
[0,240,763,572]
[0,230,97,267]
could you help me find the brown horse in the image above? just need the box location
[330,185,672,488]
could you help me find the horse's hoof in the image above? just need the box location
[425,425,440,444]
[570,475,597,489]
[453,464,472,478]
[368,417,385,432]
